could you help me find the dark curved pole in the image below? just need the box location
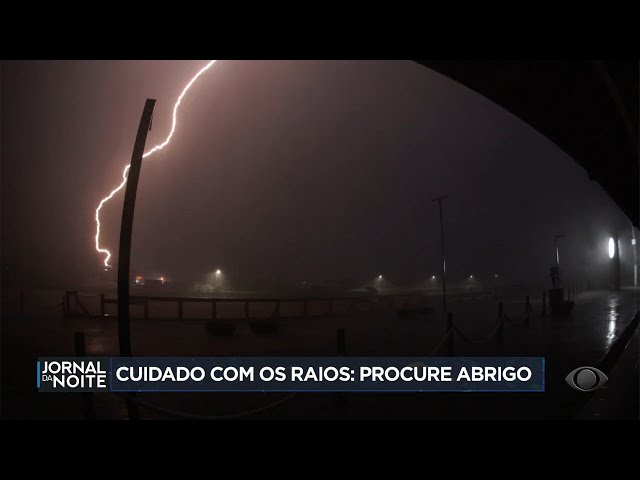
[118,99,156,357]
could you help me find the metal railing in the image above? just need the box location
[63,290,430,322]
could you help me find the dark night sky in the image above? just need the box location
[1,60,636,289]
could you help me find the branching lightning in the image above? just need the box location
[95,60,218,268]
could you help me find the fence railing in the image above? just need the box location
[63,290,432,321]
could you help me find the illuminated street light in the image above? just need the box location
[216,269,222,275]
[378,275,383,279]
[469,275,474,279]
[609,236,620,290]
[608,237,615,259]
[431,275,436,279]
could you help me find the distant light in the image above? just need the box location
[160,276,165,284]
[431,275,436,279]
[469,275,474,279]
[378,275,383,279]
[104,268,108,272]
[494,274,498,278]
[216,269,222,275]
[632,238,637,246]
[608,238,615,259]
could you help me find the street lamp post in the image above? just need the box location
[610,236,621,290]
[432,195,448,323]
[632,226,638,287]
[554,234,565,285]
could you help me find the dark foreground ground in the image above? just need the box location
[1,287,638,419]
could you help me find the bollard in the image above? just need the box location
[74,332,96,420]
[275,301,281,318]
[525,296,530,328]
[446,312,454,357]
[211,300,217,320]
[541,292,546,317]
[100,294,105,317]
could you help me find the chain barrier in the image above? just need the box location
[502,301,532,325]
[453,316,504,345]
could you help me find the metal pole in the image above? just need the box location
[433,195,448,324]
[613,235,621,290]
[116,99,155,422]
[117,99,155,358]
[632,225,639,311]
[632,225,638,287]
[554,234,565,286]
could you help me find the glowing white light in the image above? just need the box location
[494,274,498,278]
[95,60,218,267]
[431,275,436,279]
[378,275,383,279]
[469,275,474,279]
[216,269,221,275]
[608,237,615,259]
[632,238,636,246]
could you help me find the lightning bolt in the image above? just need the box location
[95,60,218,268]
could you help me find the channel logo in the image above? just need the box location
[565,366,608,392]
[38,358,110,392]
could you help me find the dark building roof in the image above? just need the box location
[416,60,639,227]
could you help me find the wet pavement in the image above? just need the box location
[1,288,638,419]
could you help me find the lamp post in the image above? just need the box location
[116,98,156,421]
[632,226,638,287]
[432,195,448,323]
[554,234,565,285]
[609,236,620,290]
[118,99,156,358]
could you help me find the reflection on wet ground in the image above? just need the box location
[2,288,638,419]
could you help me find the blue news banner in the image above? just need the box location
[37,357,544,393]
